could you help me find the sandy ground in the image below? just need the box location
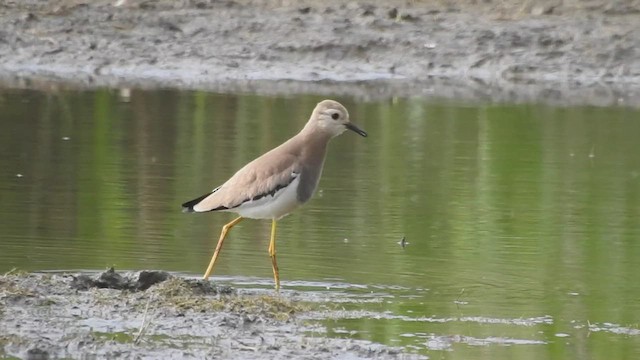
[0,269,418,359]
[0,0,639,106]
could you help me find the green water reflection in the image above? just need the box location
[1,89,639,358]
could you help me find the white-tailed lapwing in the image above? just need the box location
[182,100,367,290]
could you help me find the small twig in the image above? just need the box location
[134,296,153,345]
[2,268,19,277]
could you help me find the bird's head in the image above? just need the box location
[311,100,367,138]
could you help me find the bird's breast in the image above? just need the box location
[297,166,322,203]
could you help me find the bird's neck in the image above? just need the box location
[300,121,333,143]
[298,125,331,164]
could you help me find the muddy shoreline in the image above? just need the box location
[1,0,639,106]
[0,269,416,359]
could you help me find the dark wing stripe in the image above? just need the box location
[230,172,299,209]
[251,182,289,201]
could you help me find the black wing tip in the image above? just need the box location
[181,190,229,213]
[181,192,211,213]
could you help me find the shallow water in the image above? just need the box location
[1,88,639,358]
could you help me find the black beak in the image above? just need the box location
[346,122,367,137]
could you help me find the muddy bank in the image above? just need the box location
[0,0,639,106]
[0,269,416,359]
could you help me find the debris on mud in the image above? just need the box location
[0,269,416,359]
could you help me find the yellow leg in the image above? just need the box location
[202,216,243,280]
[268,219,280,291]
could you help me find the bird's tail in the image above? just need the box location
[181,187,225,213]
[181,192,213,213]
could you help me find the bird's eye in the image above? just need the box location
[331,113,340,120]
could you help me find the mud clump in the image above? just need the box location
[71,267,172,291]
[70,267,234,293]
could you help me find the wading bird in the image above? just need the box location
[182,100,367,290]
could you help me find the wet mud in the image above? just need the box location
[1,0,639,106]
[0,269,415,359]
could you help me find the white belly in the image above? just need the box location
[229,176,302,220]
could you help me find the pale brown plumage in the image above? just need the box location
[189,149,302,213]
